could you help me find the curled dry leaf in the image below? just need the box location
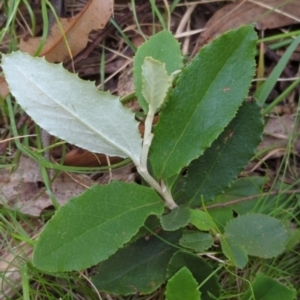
[19,0,113,62]
[201,0,300,44]
[259,114,300,156]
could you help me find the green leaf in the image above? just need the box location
[92,231,181,295]
[160,206,191,231]
[1,51,142,165]
[230,181,291,216]
[33,181,164,272]
[220,236,248,268]
[150,26,257,179]
[241,273,296,300]
[179,232,214,252]
[190,209,216,231]
[142,57,172,112]
[224,213,288,259]
[285,227,300,250]
[208,208,233,232]
[210,176,267,214]
[165,267,201,300]
[133,31,183,112]
[167,251,220,300]
[184,100,263,206]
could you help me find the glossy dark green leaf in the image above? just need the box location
[150,26,257,179]
[184,100,263,206]
[33,181,164,272]
[92,231,181,295]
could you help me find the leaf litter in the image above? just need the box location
[20,0,113,62]
[195,0,300,49]
[0,155,94,216]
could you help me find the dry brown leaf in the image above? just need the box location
[259,114,300,156]
[63,148,123,167]
[20,0,113,62]
[0,76,9,99]
[201,0,300,44]
[0,155,94,216]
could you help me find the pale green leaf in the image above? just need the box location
[167,251,220,300]
[150,26,257,179]
[190,209,216,231]
[133,31,183,112]
[2,51,142,165]
[184,100,263,206]
[179,232,214,252]
[142,57,172,112]
[242,273,296,300]
[92,231,181,295]
[33,181,164,272]
[224,213,288,259]
[160,206,191,231]
[165,267,200,300]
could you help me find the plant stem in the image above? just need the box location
[141,107,155,168]
[137,106,178,210]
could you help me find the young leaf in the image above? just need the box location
[160,206,191,231]
[33,181,164,272]
[142,57,172,112]
[165,267,201,300]
[184,100,264,206]
[167,251,220,300]
[241,273,296,300]
[224,213,288,259]
[92,231,181,295]
[133,31,183,112]
[1,51,142,165]
[150,26,257,179]
[179,232,214,252]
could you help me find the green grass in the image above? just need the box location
[1,0,300,299]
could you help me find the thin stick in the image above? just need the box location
[204,189,300,210]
